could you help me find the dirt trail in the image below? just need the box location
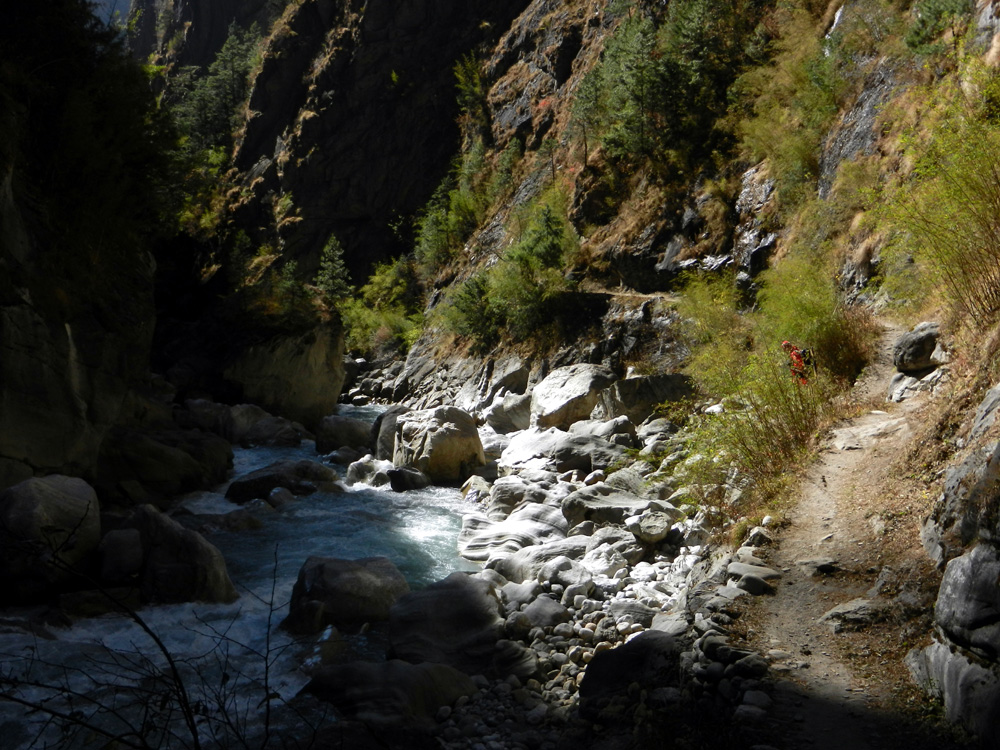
[753,323,936,750]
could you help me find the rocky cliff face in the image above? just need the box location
[228,0,534,280]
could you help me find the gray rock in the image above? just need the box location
[486,536,591,583]
[568,416,637,447]
[372,405,411,460]
[498,427,626,475]
[522,595,570,629]
[736,575,775,596]
[627,510,673,544]
[727,561,781,580]
[225,459,338,503]
[578,631,680,719]
[128,505,237,604]
[502,580,543,613]
[458,502,568,563]
[0,476,102,602]
[393,407,485,484]
[819,597,886,632]
[538,555,593,589]
[389,572,508,678]
[607,599,659,627]
[562,483,656,527]
[936,544,1000,658]
[595,374,694,426]
[306,659,476,729]
[285,556,410,634]
[580,543,628,578]
[315,414,373,453]
[530,364,617,430]
[387,467,431,492]
[893,321,944,373]
[484,392,532,434]
[907,640,1000,745]
[971,382,1000,442]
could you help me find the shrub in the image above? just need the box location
[882,79,1000,324]
[339,258,423,357]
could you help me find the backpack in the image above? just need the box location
[799,347,815,370]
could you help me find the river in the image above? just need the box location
[0,419,479,749]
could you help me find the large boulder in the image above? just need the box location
[458,502,568,563]
[578,630,682,719]
[315,414,373,454]
[229,404,308,447]
[95,426,233,507]
[225,459,338,503]
[595,374,694,425]
[497,427,626,475]
[392,407,485,484]
[127,504,237,603]
[530,364,617,430]
[305,660,477,729]
[389,572,511,676]
[284,556,411,634]
[568,415,638,447]
[484,392,532,434]
[893,321,945,373]
[372,405,411,460]
[562,483,664,527]
[0,476,102,602]
[908,640,1000,746]
[485,536,591,583]
[935,544,1000,659]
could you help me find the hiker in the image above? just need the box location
[782,340,810,384]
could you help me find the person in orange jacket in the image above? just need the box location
[782,340,810,384]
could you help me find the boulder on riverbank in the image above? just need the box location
[393,407,485,484]
[285,556,411,634]
[0,475,102,603]
[530,364,617,430]
[305,659,477,729]
[127,504,237,603]
[389,572,534,678]
[225,459,339,503]
[316,414,373,454]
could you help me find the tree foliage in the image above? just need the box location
[167,22,259,154]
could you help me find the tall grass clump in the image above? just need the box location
[883,76,1000,325]
[677,260,875,510]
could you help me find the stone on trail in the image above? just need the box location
[893,321,946,373]
[796,557,839,576]
[819,597,887,632]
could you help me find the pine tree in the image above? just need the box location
[315,234,352,302]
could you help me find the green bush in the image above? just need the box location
[441,199,578,349]
[883,102,1000,324]
[339,258,423,356]
[905,0,971,51]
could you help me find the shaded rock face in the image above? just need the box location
[223,324,346,429]
[388,572,507,676]
[285,556,411,634]
[0,476,101,603]
[305,659,476,729]
[129,0,281,67]
[231,0,533,279]
[127,504,238,604]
